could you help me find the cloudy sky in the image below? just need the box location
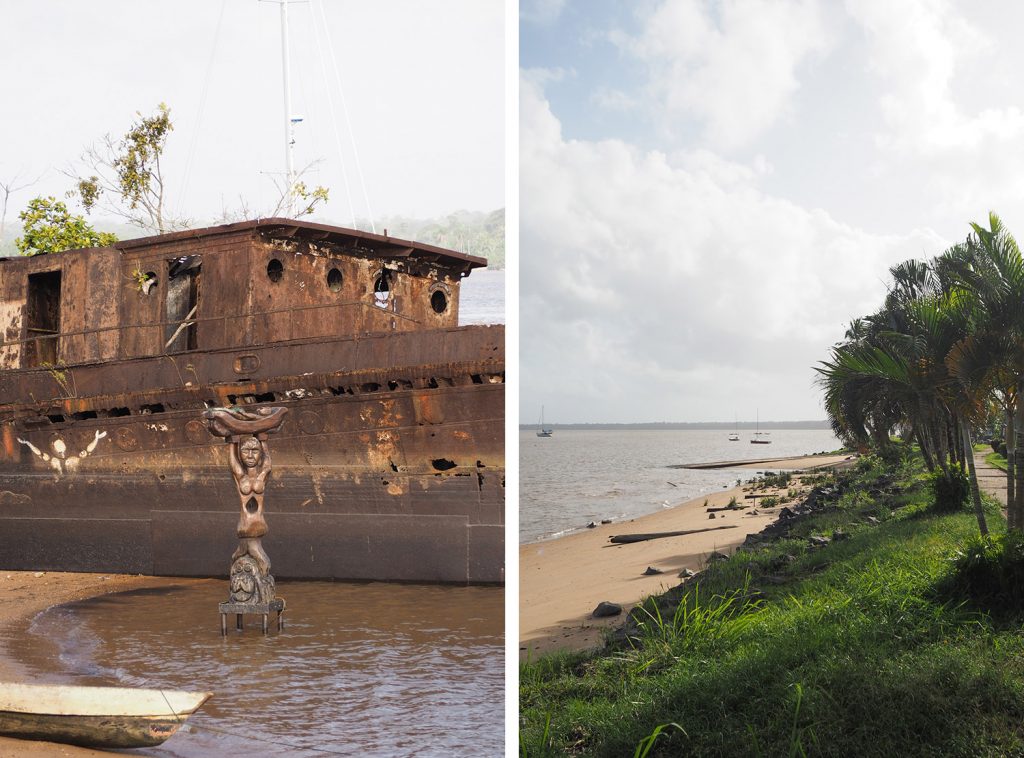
[520,0,1024,423]
[0,0,503,230]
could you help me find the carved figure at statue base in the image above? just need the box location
[228,552,276,604]
[203,406,289,634]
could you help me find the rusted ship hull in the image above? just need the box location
[0,325,504,583]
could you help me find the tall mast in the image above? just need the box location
[280,0,296,216]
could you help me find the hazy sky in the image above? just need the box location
[520,0,1024,423]
[0,0,504,229]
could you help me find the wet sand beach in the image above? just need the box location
[0,571,200,756]
[520,454,853,659]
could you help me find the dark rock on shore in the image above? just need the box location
[592,601,623,618]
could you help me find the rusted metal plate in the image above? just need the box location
[0,518,152,573]
[151,511,479,581]
[268,513,471,581]
[151,510,237,575]
[467,525,504,583]
[0,326,503,408]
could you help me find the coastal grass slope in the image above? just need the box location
[520,450,1024,757]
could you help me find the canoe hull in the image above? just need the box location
[0,683,211,749]
[0,710,187,749]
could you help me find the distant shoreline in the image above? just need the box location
[518,420,832,431]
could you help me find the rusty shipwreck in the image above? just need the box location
[0,219,504,583]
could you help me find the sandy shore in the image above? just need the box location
[520,454,853,659]
[0,571,201,756]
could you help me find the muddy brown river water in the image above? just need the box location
[1,581,503,756]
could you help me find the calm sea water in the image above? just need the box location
[520,428,841,543]
[458,267,504,325]
[3,581,503,757]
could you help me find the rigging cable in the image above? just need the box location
[314,0,376,233]
[177,0,228,220]
[306,2,357,226]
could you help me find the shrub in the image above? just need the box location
[942,532,1024,616]
[762,471,792,489]
[929,465,969,512]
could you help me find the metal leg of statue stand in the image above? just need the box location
[203,406,289,635]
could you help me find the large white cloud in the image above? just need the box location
[520,76,947,422]
[847,0,1024,155]
[615,0,831,149]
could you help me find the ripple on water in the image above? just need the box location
[4,581,504,757]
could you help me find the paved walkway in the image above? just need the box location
[974,450,1007,508]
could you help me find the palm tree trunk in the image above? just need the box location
[961,423,988,536]
[951,414,964,468]
[1007,404,1017,530]
[1015,378,1024,532]
[923,420,942,473]
[950,416,960,466]
[936,414,950,473]
[911,424,935,471]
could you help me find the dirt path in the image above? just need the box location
[973,450,1007,508]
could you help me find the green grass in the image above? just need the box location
[986,451,1008,472]
[520,452,1024,757]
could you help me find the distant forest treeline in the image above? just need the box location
[518,420,832,430]
[0,208,505,268]
[365,209,505,268]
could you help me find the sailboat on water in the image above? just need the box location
[537,406,553,438]
[751,411,772,444]
[728,414,740,441]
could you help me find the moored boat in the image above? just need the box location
[536,405,553,437]
[751,412,772,444]
[0,682,211,749]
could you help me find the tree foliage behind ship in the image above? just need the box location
[8,103,329,256]
[367,208,505,268]
[3,103,503,265]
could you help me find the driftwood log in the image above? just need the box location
[608,524,738,544]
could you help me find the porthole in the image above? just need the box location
[140,271,158,295]
[267,259,284,283]
[373,271,391,308]
[327,267,343,292]
[431,289,448,313]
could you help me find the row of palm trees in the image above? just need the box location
[816,212,1024,535]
